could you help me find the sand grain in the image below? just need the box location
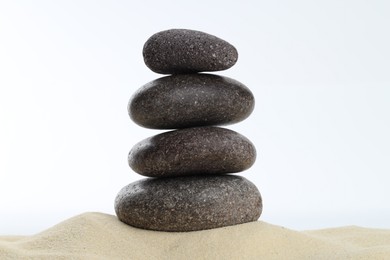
[1,212,389,259]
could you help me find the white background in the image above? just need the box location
[1,1,389,235]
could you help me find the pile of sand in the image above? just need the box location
[1,212,389,259]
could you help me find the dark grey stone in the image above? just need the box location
[143,29,238,74]
[114,175,262,232]
[129,126,256,177]
[128,74,254,129]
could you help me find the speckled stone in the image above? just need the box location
[143,29,238,74]
[128,74,254,129]
[129,126,256,177]
[114,175,262,232]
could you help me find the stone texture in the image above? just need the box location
[128,74,254,129]
[114,175,262,232]
[143,29,238,74]
[129,127,256,177]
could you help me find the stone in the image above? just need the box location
[129,126,256,177]
[143,29,238,74]
[128,74,254,129]
[114,175,262,232]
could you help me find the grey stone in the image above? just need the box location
[128,74,254,129]
[114,175,262,232]
[143,29,238,74]
[129,126,256,177]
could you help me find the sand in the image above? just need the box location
[0,213,389,259]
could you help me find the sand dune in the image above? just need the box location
[1,212,389,259]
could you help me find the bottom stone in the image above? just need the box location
[114,175,262,232]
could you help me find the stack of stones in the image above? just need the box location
[115,29,262,232]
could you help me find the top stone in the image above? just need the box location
[143,29,238,74]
